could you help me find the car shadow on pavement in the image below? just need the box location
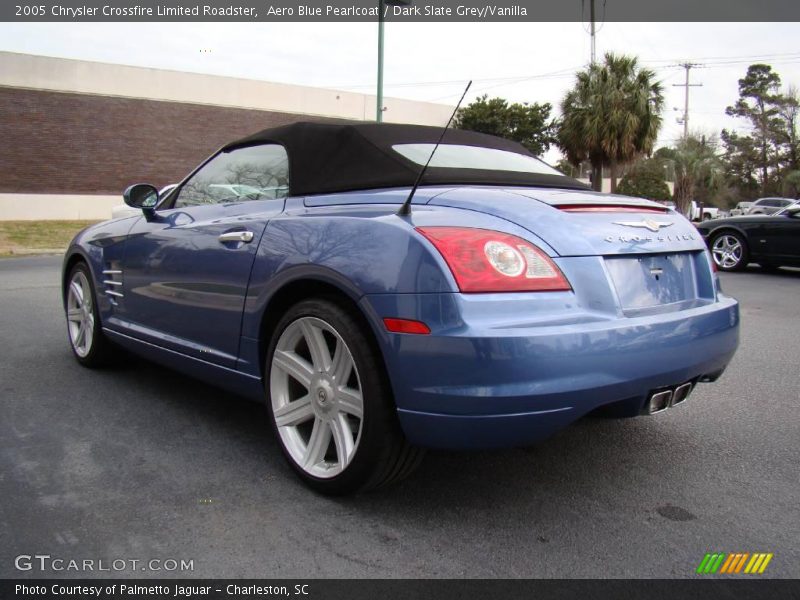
[29,348,728,579]
[106,350,705,516]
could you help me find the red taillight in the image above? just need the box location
[556,204,667,213]
[383,318,431,335]
[416,227,571,293]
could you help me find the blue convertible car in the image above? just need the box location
[63,122,739,494]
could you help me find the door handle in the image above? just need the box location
[219,231,254,244]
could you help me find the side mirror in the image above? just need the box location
[123,183,159,219]
[785,206,800,218]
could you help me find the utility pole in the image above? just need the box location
[377,0,386,122]
[589,0,596,64]
[672,63,703,138]
[377,0,411,122]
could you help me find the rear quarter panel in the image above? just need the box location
[237,196,561,377]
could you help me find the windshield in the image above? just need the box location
[775,201,800,216]
[392,144,563,176]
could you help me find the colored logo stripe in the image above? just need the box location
[697,553,725,574]
[734,553,750,573]
[719,554,736,573]
[719,553,748,573]
[697,553,773,575]
[745,553,773,574]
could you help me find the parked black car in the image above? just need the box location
[696,202,800,271]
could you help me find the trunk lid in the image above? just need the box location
[428,187,704,257]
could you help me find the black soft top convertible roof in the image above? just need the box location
[222,121,588,196]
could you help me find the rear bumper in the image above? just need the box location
[362,292,739,449]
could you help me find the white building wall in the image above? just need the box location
[0,52,454,221]
[0,194,119,221]
[0,51,453,126]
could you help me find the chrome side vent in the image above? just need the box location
[102,268,124,305]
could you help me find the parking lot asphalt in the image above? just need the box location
[0,255,798,579]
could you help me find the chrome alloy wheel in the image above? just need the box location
[269,316,364,479]
[66,270,95,358]
[712,234,744,269]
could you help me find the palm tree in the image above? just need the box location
[670,135,723,216]
[558,53,664,192]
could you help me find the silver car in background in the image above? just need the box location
[747,197,796,215]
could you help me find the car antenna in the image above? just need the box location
[397,80,472,217]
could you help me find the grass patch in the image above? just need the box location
[0,220,100,257]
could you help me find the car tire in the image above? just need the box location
[266,298,423,495]
[64,262,118,367]
[710,231,749,271]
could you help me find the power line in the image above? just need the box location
[329,66,581,91]
[643,51,800,65]
[323,45,800,90]
[324,51,800,95]
[425,67,581,101]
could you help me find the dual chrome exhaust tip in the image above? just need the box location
[644,382,694,415]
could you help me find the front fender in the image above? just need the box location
[62,245,96,307]
[61,216,140,312]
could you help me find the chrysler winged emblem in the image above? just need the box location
[613,219,674,233]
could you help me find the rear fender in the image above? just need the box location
[239,213,446,377]
[241,206,559,339]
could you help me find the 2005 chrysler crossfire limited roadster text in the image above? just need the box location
[62,122,740,494]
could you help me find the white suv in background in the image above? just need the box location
[730,201,752,216]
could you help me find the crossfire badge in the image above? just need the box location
[612,219,674,232]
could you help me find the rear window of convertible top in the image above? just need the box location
[392,143,563,176]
